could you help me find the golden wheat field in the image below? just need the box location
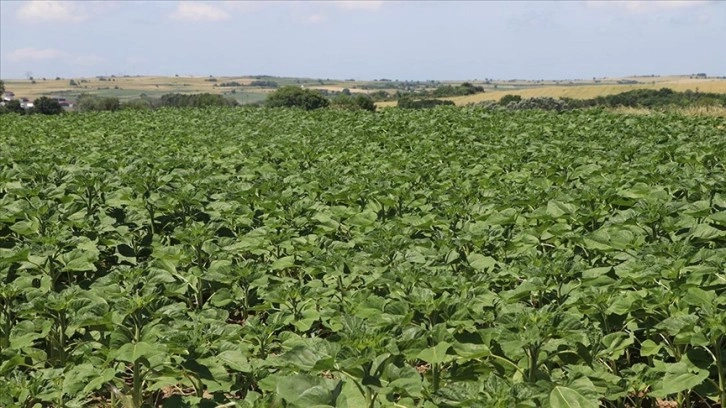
[448,78,726,106]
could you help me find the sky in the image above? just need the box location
[0,0,724,81]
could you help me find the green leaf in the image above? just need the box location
[82,367,118,394]
[640,339,662,357]
[546,200,577,218]
[216,350,251,372]
[599,332,634,359]
[271,256,296,270]
[467,254,496,271]
[416,341,453,364]
[549,386,599,408]
[656,360,709,396]
[260,374,340,407]
[113,341,164,363]
[689,224,726,240]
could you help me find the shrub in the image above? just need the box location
[249,80,279,88]
[77,94,121,112]
[265,86,329,110]
[398,97,455,109]
[121,99,153,111]
[431,82,484,97]
[499,94,522,106]
[505,97,570,112]
[331,94,376,112]
[159,93,237,108]
[0,100,25,115]
[33,97,63,115]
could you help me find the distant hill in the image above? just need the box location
[2,74,724,107]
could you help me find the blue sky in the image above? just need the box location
[1,1,724,80]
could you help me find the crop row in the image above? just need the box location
[0,108,724,407]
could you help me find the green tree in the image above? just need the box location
[33,96,63,115]
[159,93,236,108]
[499,94,522,105]
[0,80,5,94]
[265,86,329,110]
[398,96,454,109]
[331,93,376,112]
[5,99,25,114]
[77,94,121,112]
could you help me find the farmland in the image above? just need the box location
[0,108,725,407]
[5,75,726,108]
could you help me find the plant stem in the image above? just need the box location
[133,360,142,408]
[432,363,440,393]
[714,340,725,407]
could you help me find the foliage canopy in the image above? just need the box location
[0,108,724,407]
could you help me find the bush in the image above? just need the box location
[121,99,153,111]
[431,82,485,97]
[499,94,522,106]
[159,93,237,108]
[265,86,329,110]
[77,94,120,112]
[368,90,390,101]
[398,97,455,109]
[249,80,278,88]
[331,94,376,112]
[33,97,63,115]
[4,100,26,114]
[505,97,570,112]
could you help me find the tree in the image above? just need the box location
[397,96,454,109]
[499,94,522,105]
[159,93,236,108]
[265,86,329,110]
[77,94,120,112]
[332,93,376,112]
[0,80,5,94]
[33,97,63,115]
[69,79,78,86]
[5,99,25,114]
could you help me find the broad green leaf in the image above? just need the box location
[467,253,496,271]
[655,361,710,396]
[260,374,340,407]
[416,341,453,364]
[271,256,296,270]
[113,341,164,363]
[549,386,599,408]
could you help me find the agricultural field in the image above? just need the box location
[0,108,725,407]
[1,75,326,105]
[6,74,726,108]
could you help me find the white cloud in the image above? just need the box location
[220,1,263,12]
[306,14,327,24]
[75,55,105,66]
[334,1,384,11]
[7,47,68,62]
[17,1,88,23]
[586,1,712,13]
[171,1,230,21]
